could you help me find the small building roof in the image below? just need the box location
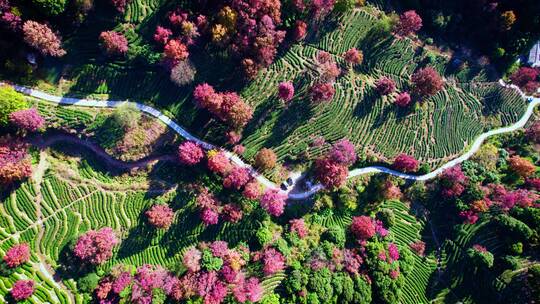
[529,41,540,67]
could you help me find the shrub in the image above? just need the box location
[254,148,277,170]
[178,141,204,166]
[146,204,174,229]
[73,227,118,265]
[77,273,100,293]
[411,67,444,97]
[0,86,28,126]
[22,21,66,57]
[170,60,196,86]
[11,280,34,301]
[334,0,355,12]
[526,121,540,144]
[467,245,494,268]
[99,31,128,56]
[375,77,396,95]
[394,10,422,37]
[3,243,30,268]
[31,0,66,15]
[9,108,45,132]
[392,154,419,172]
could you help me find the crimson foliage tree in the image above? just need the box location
[392,153,419,172]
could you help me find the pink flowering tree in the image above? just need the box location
[439,166,468,198]
[350,216,375,240]
[73,227,119,265]
[110,0,131,13]
[289,219,308,238]
[11,280,34,301]
[329,139,356,166]
[3,243,30,268]
[223,167,250,189]
[314,157,348,189]
[343,48,363,66]
[409,241,426,256]
[163,39,189,63]
[395,92,412,107]
[260,189,286,217]
[394,10,423,37]
[261,248,285,275]
[207,150,231,175]
[375,77,396,95]
[278,81,294,102]
[310,83,335,103]
[99,31,128,56]
[0,137,32,186]
[146,204,174,229]
[153,26,172,45]
[178,141,204,165]
[242,180,262,200]
[9,108,45,132]
[293,20,307,41]
[183,247,202,272]
[411,67,444,97]
[392,153,419,172]
[233,277,263,303]
[22,21,66,57]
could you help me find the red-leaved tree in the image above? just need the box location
[0,137,32,186]
[278,82,294,102]
[310,83,335,103]
[395,92,412,107]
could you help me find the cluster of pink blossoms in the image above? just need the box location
[178,241,263,304]
[196,187,244,226]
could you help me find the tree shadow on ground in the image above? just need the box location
[116,213,157,259]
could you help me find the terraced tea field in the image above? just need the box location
[239,9,527,168]
[0,148,281,303]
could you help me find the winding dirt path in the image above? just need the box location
[30,134,176,170]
